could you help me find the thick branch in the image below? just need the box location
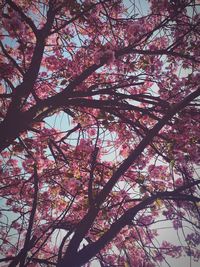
[0,41,24,76]
[58,87,200,266]
[6,0,38,36]
[0,4,56,152]
[96,87,200,207]
[61,185,200,267]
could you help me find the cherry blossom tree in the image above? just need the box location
[0,0,200,266]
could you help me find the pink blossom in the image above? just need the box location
[104,49,115,64]
[138,215,153,226]
[94,50,103,65]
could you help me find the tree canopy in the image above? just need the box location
[0,0,200,266]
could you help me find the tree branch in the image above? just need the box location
[6,0,38,36]
[8,165,39,267]
[58,87,200,266]
[74,189,200,266]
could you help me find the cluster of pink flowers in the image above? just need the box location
[126,21,144,43]
[94,44,116,65]
[0,62,14,79]
[76,138,93,154]
[138,215,154,226]
[3,14,26,38]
